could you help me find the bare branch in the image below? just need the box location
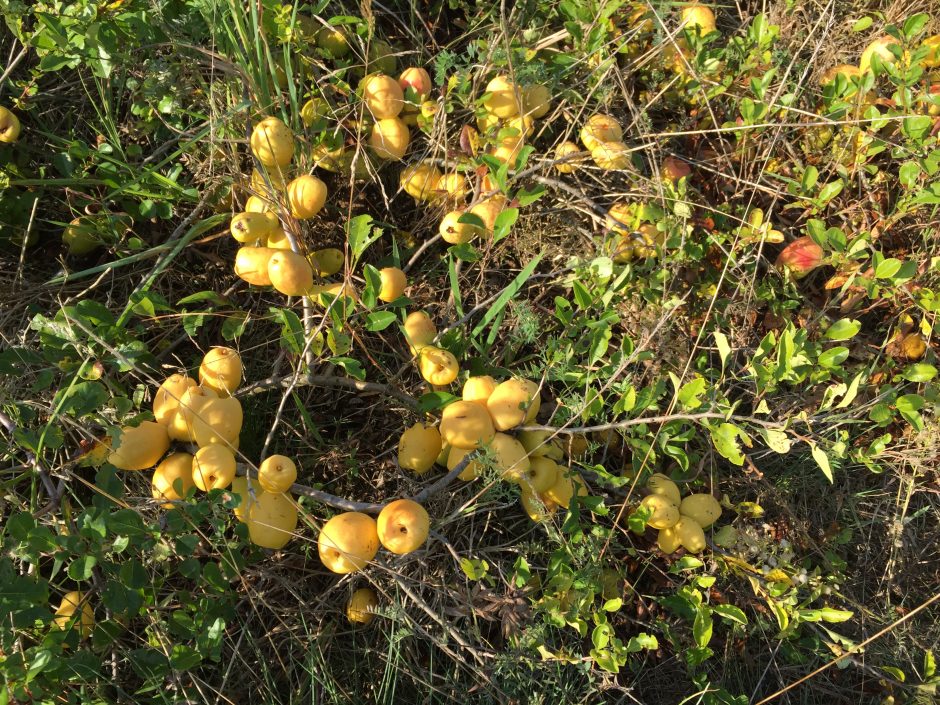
[519,412,790,434]
[238,372,422,410]
[233,452,475,514]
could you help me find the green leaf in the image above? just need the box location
[671,556,704,571]
[800,165,818,192]
[182,311,208,336]
[677,377,707,410]
[714,330,731,370]
[479,156,507,191]
[417,391,459,412]
[571,280,592,309]
[470,253,543,346]
[614,384,636,414]
[799,609,823,622]
[346,214,382,264]
[592,623,612,650]
[810,443,833,482]
[26,649,53,683]
[819,607,854,623]
[177,290,230,307]
[899,161,921,189]
[591,647,619,673]
[327,328,352,355]
[713,604,748,625]
[6,512,36,543]
[68,554,97,581]
[516,184,546,206]
[364,311,397,331]
[74,299,115,326]
[896,394,925,431]
[874,258,903,279]
[628,503,653,533]
[459,557,489,581]
[851,16,873,32]
[361,265,382,310]
[924,649,936,680]
[108,509,146,539]
[169,644,202,671]
[330,357,365,380]
[269,307,305,355]
[221,311,249,341]
[902,116,932,142]
[825,318,861,341]
[55,381,108,417]
[881,666,906,682]
[0,347,42,376]
[693,606,713,648]
[768,598,789,631]
[457,212,485,230]
[492,207,519,243]
[710,423,745,466]
[760,428,791,454]
[626,632,658,652]
[818,346,849,368]
[449,243,480,261]
[513,556,531,587]
[817,180,844,204]
[836,373,864,409]
[129,291,172,317]
[0,558,49,608]
[902,363,937,382]
[902,13,929,39]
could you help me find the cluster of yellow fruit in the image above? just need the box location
[230,457,301,550]
[107,346,305,550]
[603,201,666,263]
[303,62,435,176]
[638,473,722,555]
[395,73,553,246]
[397,374,587,520]
[654,4,718,78]
[359,68,434,159]
[398,310,459,385]
[455,76,548,242]
[357,67,523,244]
[108,347,244,477]
[317,498,430,574]
[229,116,335,298]
[554,112,630,173]
[475,74,551,164]
[552,114,687,263]
[0,105,21,143]
[820,32,940,112]
[232,114,411,305]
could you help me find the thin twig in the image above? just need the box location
[753,590,940,705]
[412,458,472,504]
[233,452,475,514]
[386,568,488,665]
[518,411,793,434]
[238,372,421,410]
[0,44,29,89]
[0,411,61,507]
